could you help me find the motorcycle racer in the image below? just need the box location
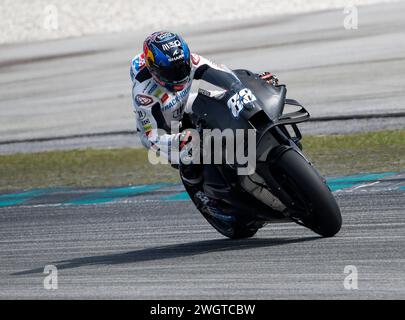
[130,31,278,187]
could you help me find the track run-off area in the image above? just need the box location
[0,172,404,299]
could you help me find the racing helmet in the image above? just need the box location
[143,31,191,92]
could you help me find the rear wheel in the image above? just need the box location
[271,148,342,237]
[183,182,260,239]
[201,211,259,239]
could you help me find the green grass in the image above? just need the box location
[0,148,179,191]
[0,130,404,191]
[302,129,405,175]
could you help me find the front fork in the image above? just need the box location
[254,125,311,213]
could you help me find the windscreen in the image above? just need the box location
[197,67,260,120]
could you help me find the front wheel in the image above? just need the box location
[271,148,342,237]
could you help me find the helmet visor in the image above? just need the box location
[158,62,191,85]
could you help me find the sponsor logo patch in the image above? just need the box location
[155,32,176,43]
[143,80,152,93]
[162,86,191,111]
[147,83,158,95]
[144,123,153,136]
[161,93,169,103]
[168,54,184,62]
[198,88,211,97]
[135,94,153,106]
[153,88,163,99]
[191,53,200,65]
[141,118,151,126]
[162,40,182,51]
[136,109,146,120]
[132,53,145,72]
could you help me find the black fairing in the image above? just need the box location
[191,93,252,131]
[189,67,309,221]
[191,69,287,131]
[234,69,287,121]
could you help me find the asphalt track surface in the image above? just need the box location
[0,2,404,153]
[0,173,404,299]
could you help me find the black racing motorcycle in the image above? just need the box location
[181,67,342,239]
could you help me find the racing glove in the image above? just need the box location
[259,71,279,86]
[174,130,193,151]
[172,129,196,166]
